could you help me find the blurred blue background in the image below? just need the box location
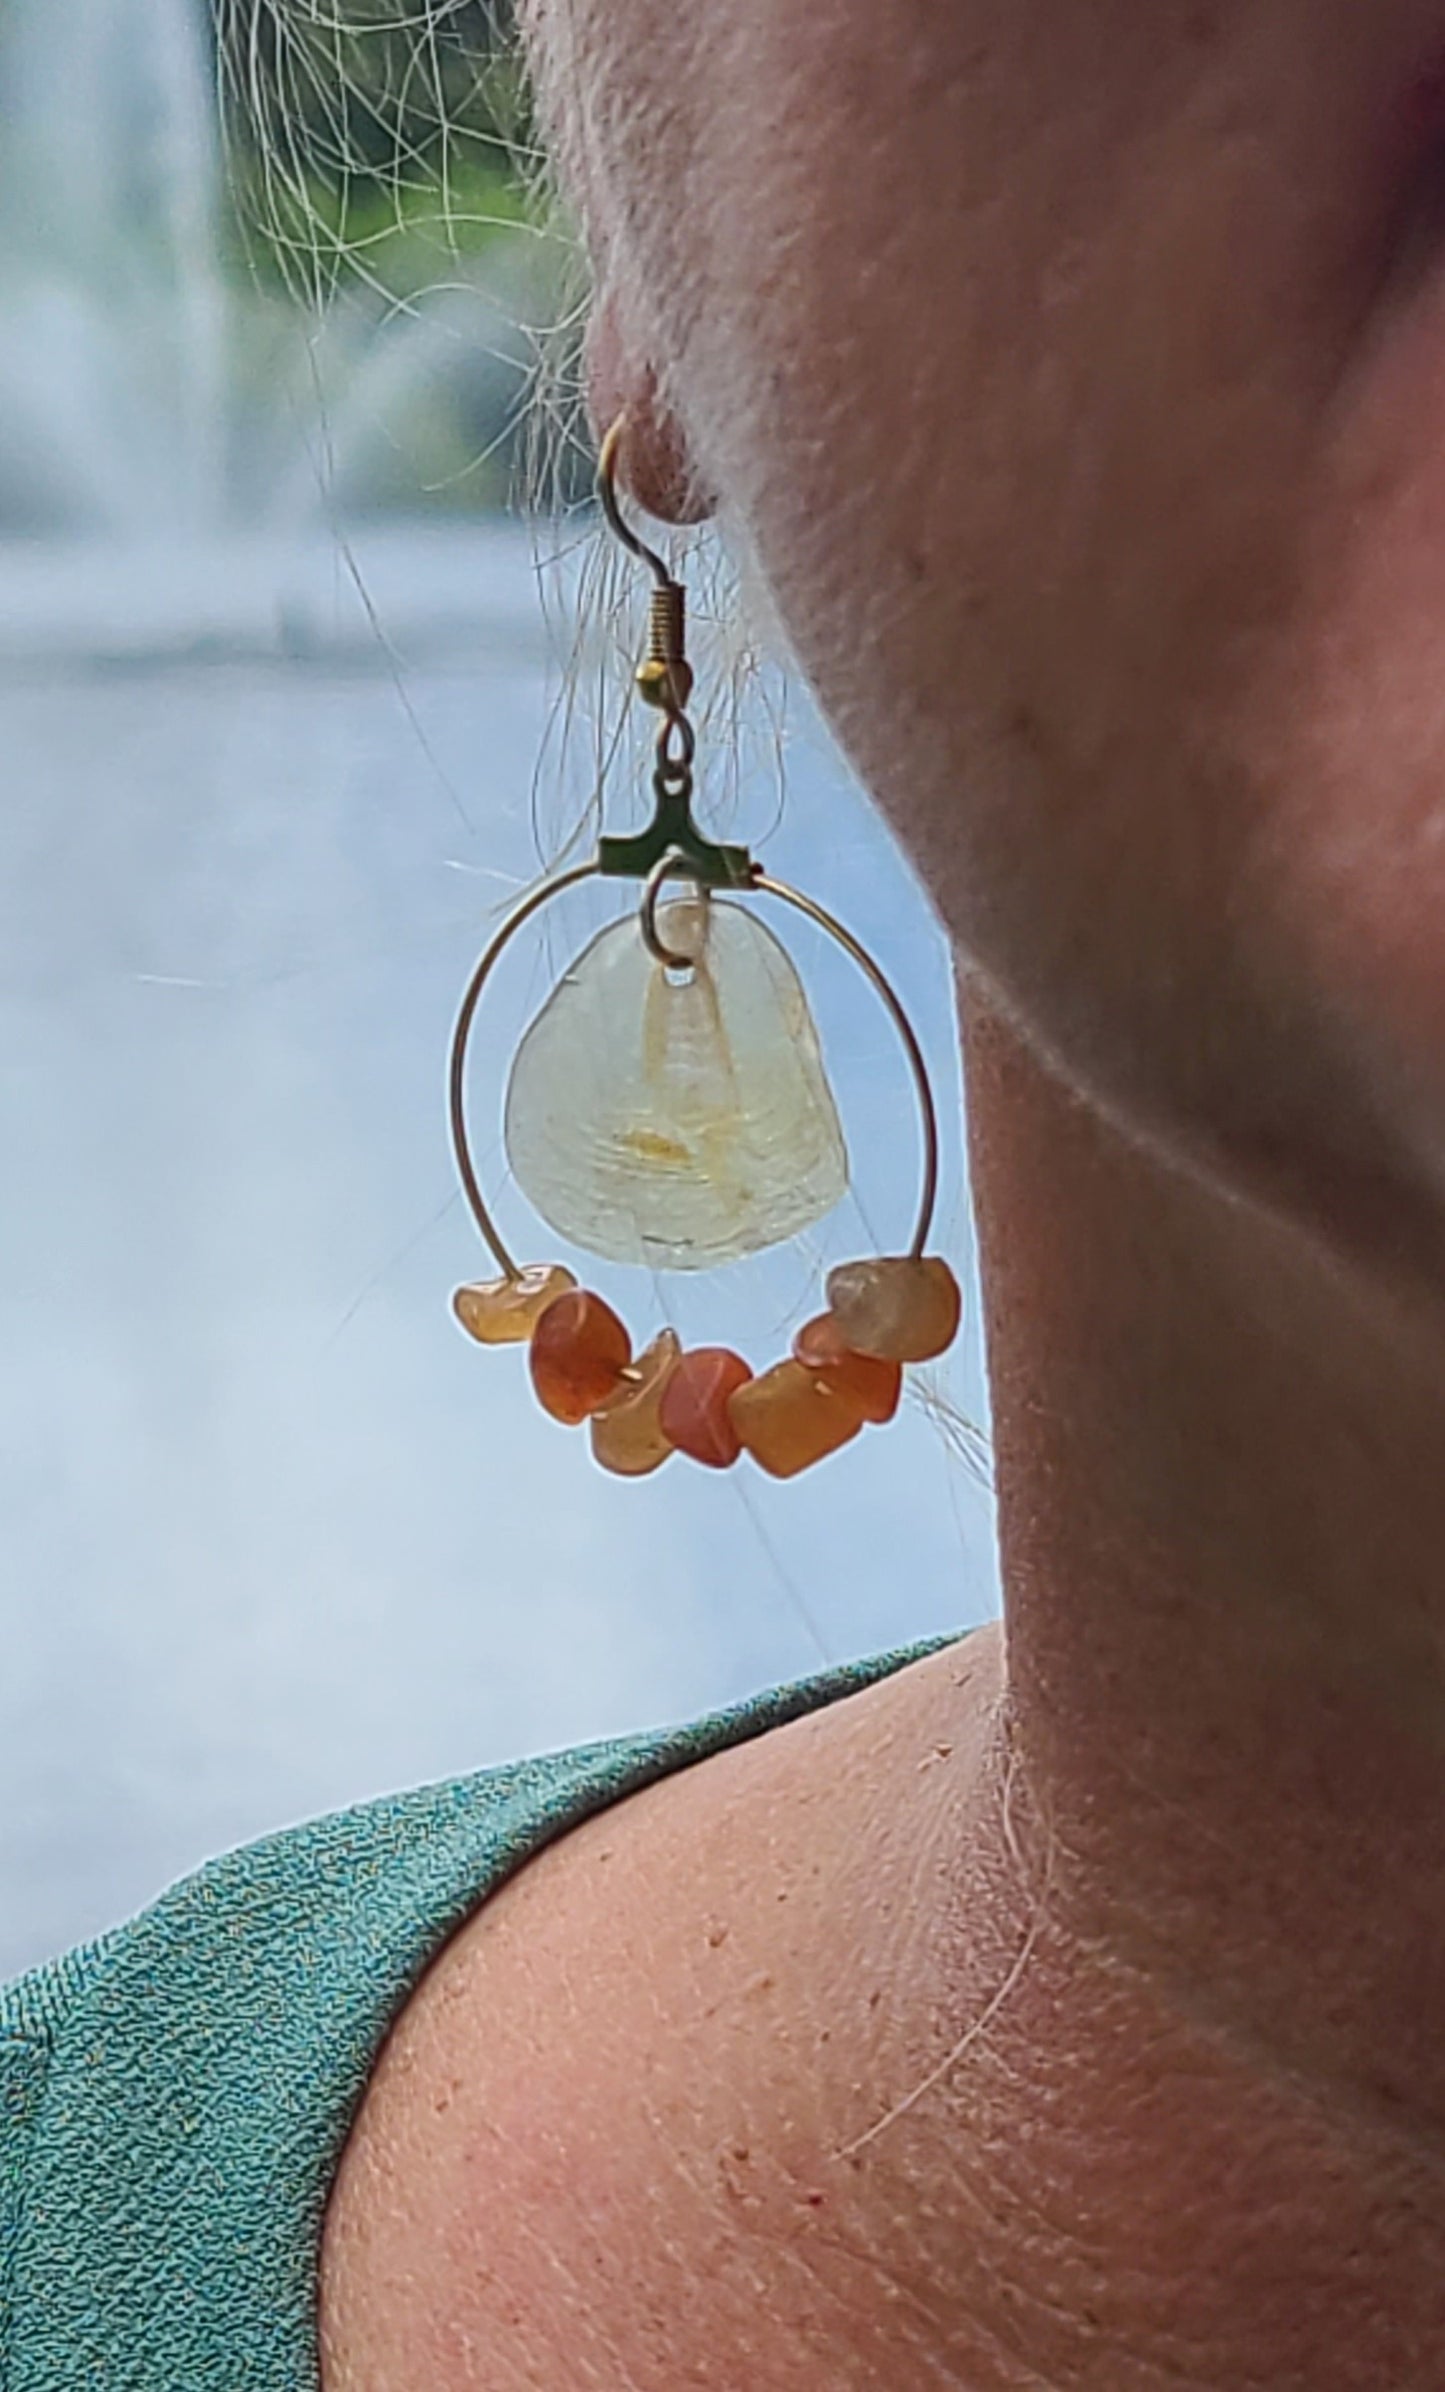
[0,0,998,1981]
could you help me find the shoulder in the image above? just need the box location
[318,1631,996,2390]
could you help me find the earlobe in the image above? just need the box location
[585,299,715,525]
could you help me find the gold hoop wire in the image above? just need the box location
[448,855,941,1283]
[751,870,940,1262]
[448,860,600,1282]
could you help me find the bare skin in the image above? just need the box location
[322,2,1445,2382]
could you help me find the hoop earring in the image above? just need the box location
[448,418,962,1479]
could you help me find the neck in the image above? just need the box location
[324,980,1445,2392]
[963,975,1445,2130]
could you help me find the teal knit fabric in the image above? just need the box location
[1,1633,957,2390]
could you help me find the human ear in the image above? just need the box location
[585,295,714,525]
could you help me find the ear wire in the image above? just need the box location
[598,417,694,713]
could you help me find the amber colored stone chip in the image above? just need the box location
[453,1264,579,1347]
[729,1358,864,1479]
[657,1347,753,1469]
[824,1256,962,1364]
[591,1329,683,1478]
[792,1313,903,1425]
[529,1290,632,1425]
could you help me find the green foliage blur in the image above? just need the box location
[215,1,535,301]
[213,3,586,510]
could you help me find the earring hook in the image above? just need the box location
[597,417,675,592]
[594,414,751,891]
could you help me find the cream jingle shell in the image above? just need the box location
[503,895,849,1269]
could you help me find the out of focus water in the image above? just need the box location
[0,520,997,1982]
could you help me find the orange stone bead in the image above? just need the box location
[792,1313,903,1425]
[824,1256,962,1364]
[729,1358,864,1479]
[453,1264,578,1346]
[657,1347,753,1469]
[590,1329,683,1479]
[529,1290,632,1425]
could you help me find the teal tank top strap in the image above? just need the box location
[1,1631,964,2390]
